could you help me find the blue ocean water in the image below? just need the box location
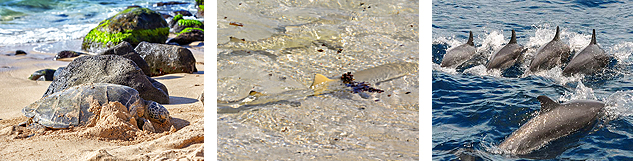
[433,0,633,160]
[0,0,199,47]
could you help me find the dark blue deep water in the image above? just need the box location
[433,0,633,160]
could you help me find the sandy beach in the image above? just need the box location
[0,40,204,160]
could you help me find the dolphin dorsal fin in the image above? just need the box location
[553,26,560,41]
[590,29,597,45]
[467,31,474,46]
[537,95,559,113]
[509,29,517,44]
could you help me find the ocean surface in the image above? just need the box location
[433,0,633,160]
[217,0,419,160]
[0,0,201,53]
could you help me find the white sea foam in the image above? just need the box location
[0,24,97,45]
[559,81,596,102]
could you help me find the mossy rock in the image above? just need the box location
[172,19,204,33]
[167,28,204,45]
[178,28,204,35]
[82,7,169,53]
[168,14,184,28]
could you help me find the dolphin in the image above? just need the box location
[217,62,418,113]
[562,29,610,76]
[498,95,604,155]
[440,31,477,68]
[528,26,571,73]
[486,29,527,71]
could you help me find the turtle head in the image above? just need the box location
[145,101,170,124]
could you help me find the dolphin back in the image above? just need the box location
[528,26,572,72]
[487,29,525,70]
[440,31,477,68]
[353,62,418,84]
[499,96,604,155]
[562,29,608,76]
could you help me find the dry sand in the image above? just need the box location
[0,42,204,160]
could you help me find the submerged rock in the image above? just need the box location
[135,42,198,76]
[173,10,192,16]
[44,55,170,104]
[155,1,188,7]
[54,50,83,60]
[81,7,169,53]
[167,28,203,45]
[28,69,56,81]
[16,50,27,55]
[98,41,152,76]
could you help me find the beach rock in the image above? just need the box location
[148,77,169,96]
[135,42,197,76]
[81,7,169,53]
[199,92,203,104]
[155,1,188,7]
[161,13,172,19]
[54,50,82,60]
[15,50,27,55]
[172,18,203,33]
[169,14,184,28]
[167,28,203,45]
[126,5,141,9]
[173,10,192,16]
[53,67,64,80]
[28,69,55,81]
[98,41,152,76]
[24,83,171,135]
[44,55,170,104]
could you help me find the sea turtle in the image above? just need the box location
[21,83,170,132]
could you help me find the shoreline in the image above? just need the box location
[0,37,205,160]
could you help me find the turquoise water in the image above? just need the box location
[433,0,633,160]
[0,0,199,47]
[217,0,419,160]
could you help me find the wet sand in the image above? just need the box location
[0,40,204,160]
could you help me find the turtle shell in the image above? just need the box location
[22,83,144,129]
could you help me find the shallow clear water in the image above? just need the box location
[0,0,200,47]
[217,0,419,160]
[433,0,633,160]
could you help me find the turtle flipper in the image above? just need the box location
[138,117,156,133]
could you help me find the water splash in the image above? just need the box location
[605,91,633,118]
[432,63,458,75]
[609,41,633,66]
[567,32,592,54]
[478,30,505,59]
[527,67,583,85]
[559,81,596,102]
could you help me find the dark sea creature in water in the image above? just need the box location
[218,62,417,113]
[341,72,384,94]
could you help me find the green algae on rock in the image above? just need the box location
[177,19,203,27]
[82,7,169,53]
[168,27,204,45]
[172,19,204,33]
[178,27,204,36]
